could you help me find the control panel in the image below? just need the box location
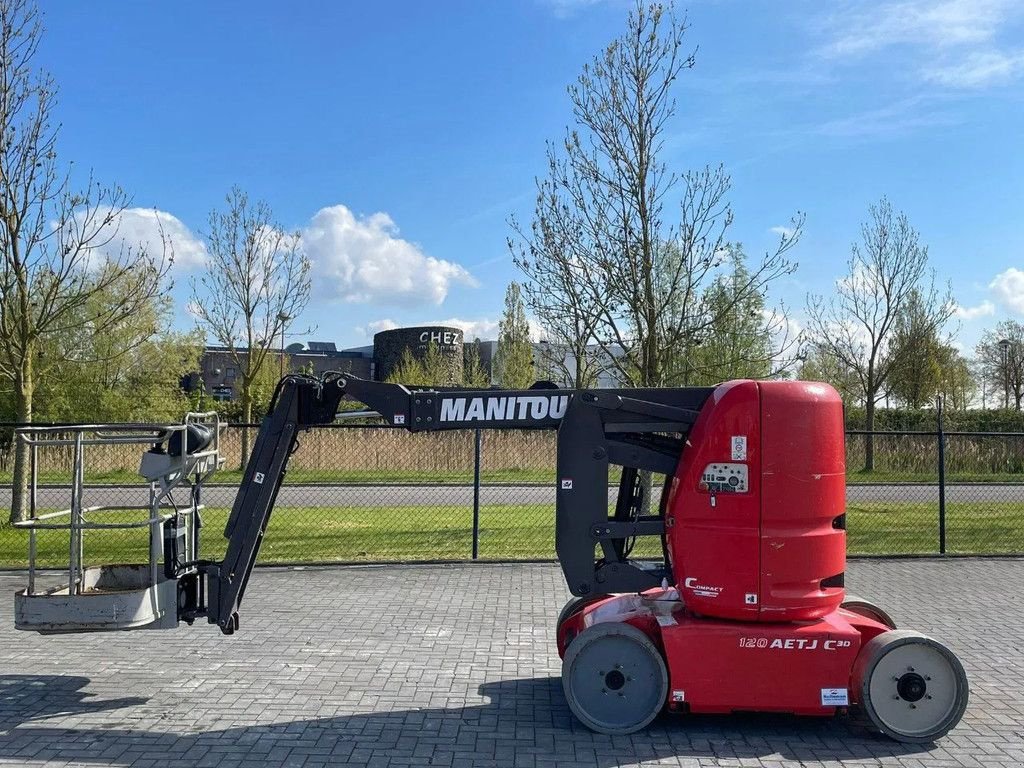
[699,463,749,493]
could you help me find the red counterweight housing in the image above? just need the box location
[665,379,846,621]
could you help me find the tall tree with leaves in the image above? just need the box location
[806,198,954,469]
[976,321,1024,410]
[36,292,202,424]
[495,282,534,388]
[385,343,460,387]
[463,338,490,387]
[0,0,170,520]
[935,347,974,412]
[510,3,801,390]
[887,289,949,408]
[190,187,311,469]
[673,246,782,386]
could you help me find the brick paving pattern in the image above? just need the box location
[0,558,1020,767]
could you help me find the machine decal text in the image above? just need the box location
[439,395,569,423]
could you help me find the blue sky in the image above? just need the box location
[37,0,1024,351]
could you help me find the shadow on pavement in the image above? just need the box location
[0,675,148,727]
[0,675,941,765]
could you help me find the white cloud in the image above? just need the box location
[430,317,499,341]
[365,319,399,335]
[819,0,1012,59]
[954,300,996,320]
[301,205,476,306]
[68,207,206,270]
[989,267,1024,314]
[769,225,795,239]
[815,0,1024,90]
[922,50,1024,88]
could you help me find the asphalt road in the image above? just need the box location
[6,482,1021,509]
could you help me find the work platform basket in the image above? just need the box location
[12,414,222,633]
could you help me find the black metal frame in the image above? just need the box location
[179,372,712,634]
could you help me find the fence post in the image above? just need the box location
[936,396,946,555]
[472,429,481,560]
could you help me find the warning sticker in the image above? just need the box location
[394,414,405,425]
[672,690,685,702]
[561,479,573,490]
[820,688,849,706]
[731,436,747,461]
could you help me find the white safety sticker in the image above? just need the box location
[731,435,747,461]
[254,472,265,485]
[820,688,849,706]
[672,690,685,702]
[744,593,758,605]
[561,479,573,490]
[394,414,405,425]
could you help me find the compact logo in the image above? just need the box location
[439,395,569,423]
[683,577,723,598]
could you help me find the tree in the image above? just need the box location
[673,246,781,386]
[385,344,456,387]
[34,293,202,424]
[190,187,311,469]
[509,2,800,390]
[509,160,606,389]
[495,282,534,388]
[887,289,946,408]
[0,0,170,520]
[797,347,863,406]
[806,198,954,469]
[935,347,974,412]
[463,338,490,388]
[976,321,1024,410]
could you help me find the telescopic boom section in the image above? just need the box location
[196,372,712,634]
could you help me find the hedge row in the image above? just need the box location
[844,407,1024,432]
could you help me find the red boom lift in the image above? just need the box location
[14,372,969,742]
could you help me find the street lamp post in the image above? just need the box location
[278,312,292,378]
[998,338,1011,409]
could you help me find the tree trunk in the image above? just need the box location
[239,386,252,472]
[9,358,34,523]
[864,396,875,473]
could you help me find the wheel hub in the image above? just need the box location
[896,672,927,703]
[604,669,626,691]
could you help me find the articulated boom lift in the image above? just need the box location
[14,372,969,742]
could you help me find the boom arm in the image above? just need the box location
[183,373,713,634]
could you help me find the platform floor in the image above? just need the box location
[0,559,1020,767]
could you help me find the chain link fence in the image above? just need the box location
[0,422,1021,568]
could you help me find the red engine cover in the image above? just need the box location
[665,380,846,622]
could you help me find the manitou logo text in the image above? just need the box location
[439,395,569,423]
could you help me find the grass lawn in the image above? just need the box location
[0,501,1019,569]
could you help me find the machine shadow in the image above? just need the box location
[0,675,148,728]
[0,675,942,765]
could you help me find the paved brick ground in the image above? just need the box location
[0,559,1020,767]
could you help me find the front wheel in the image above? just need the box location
[853,630,969,742]
[561,621,667,735]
